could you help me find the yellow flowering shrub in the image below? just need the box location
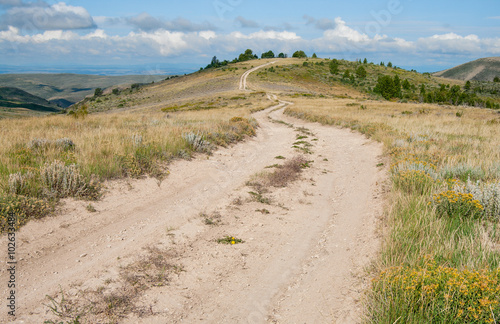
[391,157,439,195]
[432,190,484,218]
[371,259,500,323]
[0,194,53,232]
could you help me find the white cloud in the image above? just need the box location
[417,33,482,53]
[323,18,370,42]
[31,30,77,43]
[82,29,108,40]
[199,31,216,40]
[232,30,301,41]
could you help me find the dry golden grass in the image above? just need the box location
[285,98,500,173]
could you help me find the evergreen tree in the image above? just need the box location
[355,65,367,79]
[464,80,471,91]
[393,75,401,97]
[402,79,411,90]
[329,59,339,74]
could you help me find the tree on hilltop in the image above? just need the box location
[292,50,307,58]
[239,49,257,62]
[261,50,275,59]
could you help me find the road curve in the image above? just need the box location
[239,61,276,90]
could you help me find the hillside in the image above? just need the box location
[0,73,168,108]
[74,57,499,114]
[0,86,61,118]
[433,57,500,81]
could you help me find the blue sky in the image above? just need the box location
[0,0,499,73]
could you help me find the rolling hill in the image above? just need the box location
[0,86,61,117]
[0,73,168,108]
[433,57,500,81]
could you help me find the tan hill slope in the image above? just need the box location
[0,86,62,118]
[433,57,500,81]
[0,73,168,108]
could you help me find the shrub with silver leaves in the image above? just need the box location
[40,161,100,199]
[454,180,500,219]
[183,132,213,153]
[8,172,35,196]
[27,138,75,151]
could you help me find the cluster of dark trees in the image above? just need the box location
[420,84,499,108]
[203,49,315,70]
[372,75,499,109]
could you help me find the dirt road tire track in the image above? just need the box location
[1,63,385,323]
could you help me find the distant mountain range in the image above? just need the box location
[0,73,170,108]
[433,57,500,81]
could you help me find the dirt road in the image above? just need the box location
[1,63,385,323]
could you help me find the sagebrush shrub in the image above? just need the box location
[455,180,500,219]
[27,138,75,151]
[40,160,100,200]
[183,132,214,153]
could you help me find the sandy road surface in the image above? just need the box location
[1,62,385,323]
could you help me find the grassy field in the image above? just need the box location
[282,96,500,323]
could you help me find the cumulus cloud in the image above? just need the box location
[323,17,369,42]
[235,16,259,28]
[126,13,216,32]
[416,33,483,54]
[0,1,96,30]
